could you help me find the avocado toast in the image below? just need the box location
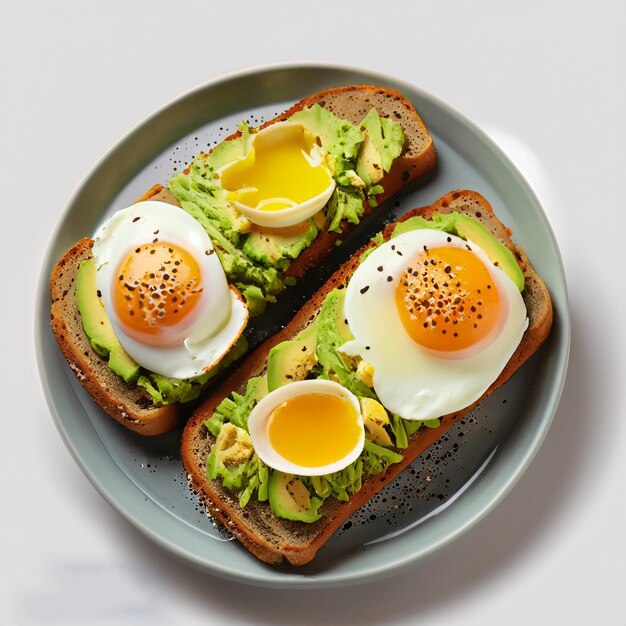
[181,190,553,566]
[50,85,436,435]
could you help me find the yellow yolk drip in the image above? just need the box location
[395,246,500,352]
[113,241,203,346]
[220,125,332,212]
[268,393,361,468]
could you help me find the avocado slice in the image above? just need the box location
[355,128,384,187]
[360,397,394,447]
[75,258,140,383]
[206,135,246,171]
[266,321,318,392]
[454,215,525,291]
[242,219,318,270]
[268,471,323,522]
[333,289,353,344]
[356,109,405,187]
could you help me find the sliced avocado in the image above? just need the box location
[204,122,254,175]
[242,219,318,270]
[332,288,353,344]
[268,471,323,522]
[288,104,364,163]
[267,321,318,392]
[360,397,393,447]
[454,215,525,291]
[356,109,404,187]
[355,129,384,187]
[252,375,268,402]
[75,259,139,383]
[205,134,247,172]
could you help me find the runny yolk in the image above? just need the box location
[268,393,361,468]
[113,241,203,346]
[395,245,501,353]
[220,125,332,212]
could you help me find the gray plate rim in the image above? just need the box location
[35,62,570,589]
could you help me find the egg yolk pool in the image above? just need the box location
[220,124,333,213]
[113,241,203,346]
[268,393,362,468]
[395,246,502,353]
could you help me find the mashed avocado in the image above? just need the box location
[79,106,407,409]
[203,284,439,523]
[168,108,405,314]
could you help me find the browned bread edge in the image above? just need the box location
[49,85,436,435]
[185,84,436,279]
[181,189,554,565]
[50,238,179,435]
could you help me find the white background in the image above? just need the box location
[3,1,625,624]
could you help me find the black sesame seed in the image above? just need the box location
[360,286,370,294]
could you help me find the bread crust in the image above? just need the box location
[181,190,554,566]
[49,85,436,434]
[50,239,179,435]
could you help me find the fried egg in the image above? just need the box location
[219,122,335,228]
[247,379,364,476]
[341,229,528,420]
[92,201,248,379]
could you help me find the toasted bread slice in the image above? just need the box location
[49,85,436,435]
[50,238,179,435]
[181,190,554,565]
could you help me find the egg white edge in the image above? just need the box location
[92,201,248,379]
[247,379,365,477]
[341,229,529,421]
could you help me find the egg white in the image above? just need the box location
[341,229,529,421]
[92,201,248,379]
[247,379,364,476]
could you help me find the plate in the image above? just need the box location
[36,63,569,588]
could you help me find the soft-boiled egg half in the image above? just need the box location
[341,229,528,421]
[248,379,364,476]
[219,122,335,228]
[92,201,248,379]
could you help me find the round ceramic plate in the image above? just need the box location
[36,64,569,588]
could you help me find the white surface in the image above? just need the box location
[3,0,624,624]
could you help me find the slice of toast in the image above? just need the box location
[181,190,554,565]
[49,85,436,435]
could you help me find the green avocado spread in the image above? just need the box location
[168,107,405,314]
[77,106,405,407]
[203,213,524,522]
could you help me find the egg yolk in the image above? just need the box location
[220,125,332,212]
[268,393,361,468]
[395,245,501,353]
[113,241,203,346]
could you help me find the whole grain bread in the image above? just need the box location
[181,190,554,565]
[49,85,436,435]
